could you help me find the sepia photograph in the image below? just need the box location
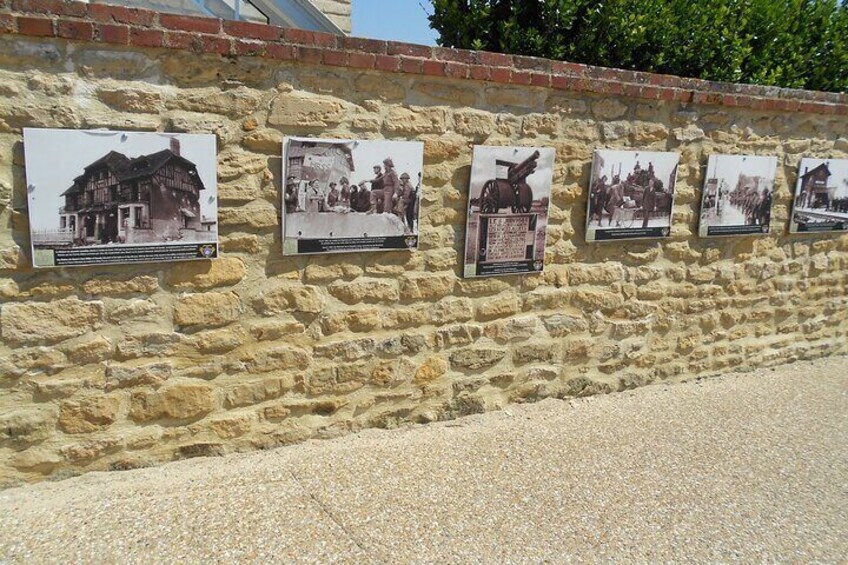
[790,158,848,233]
[24,129,218,268]
[282,137,424,255]
[585,149,679,242]
[699,154,777,237]
[463,145,555,278]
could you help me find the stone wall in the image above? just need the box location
[0,0,847,487]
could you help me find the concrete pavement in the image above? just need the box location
[1,356,846,563]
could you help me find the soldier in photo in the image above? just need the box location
[326,182,339,210]
[370,164,384,213]
[339,176,351,210]
[381,158,399,215]
[353,181,371,212]
[285,175,299,214]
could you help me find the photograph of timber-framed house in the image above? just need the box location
[24,129,218,268]
[58,138,213,245]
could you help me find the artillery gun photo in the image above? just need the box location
[478,150,540,214]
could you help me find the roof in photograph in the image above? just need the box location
[62,149,204,196]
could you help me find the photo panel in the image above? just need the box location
[790,157,848,234]
[586,149,679,242]
[282,137,424,255]
[463,145,555,278]
[24,128,218,268]
[698,154,778,237]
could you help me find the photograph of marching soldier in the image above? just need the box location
[24,128,218,268]
[585,149,679,242]
[790,157,848,233]
[282,137,424,255]
[699,155,777,237]
[463,145,555,278]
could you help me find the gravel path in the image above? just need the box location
[2,357,847,564]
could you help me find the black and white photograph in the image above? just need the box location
[282,137,424,255]
[24,128,218,268]
[699,154,777,237]
[790,158,848,233]
[586,149,679,242]
[463,145,555,278]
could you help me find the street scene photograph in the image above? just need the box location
[23,129,218,267]
[463,145,554,277]
[790,157,848,233]
[282,137,424,255]
[586,149,679,241]
[699,154,777,237]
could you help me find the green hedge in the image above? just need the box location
[430,0,848,93]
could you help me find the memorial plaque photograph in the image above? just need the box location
[282,137,424,255]
[699,154,777,237]
[790,157,848,233]
[586,149,679,242]
[24,128,218,268]
[463,145,555,278]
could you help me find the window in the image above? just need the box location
[134,207,143,228]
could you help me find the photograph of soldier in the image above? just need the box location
[464,145,555,278]
[699,155,777,237]
[585,150,680,242]
[282,138,424,255]
[790,158,848,233]
[24,128,218,268]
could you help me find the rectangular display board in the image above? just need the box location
[24,128,218,268]
[463,145,554,278]
[282,137,424,255]
[790,158,848,233]
[586,149,679,242]
[699,154,777,237]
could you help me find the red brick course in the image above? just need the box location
[1,0,846,115]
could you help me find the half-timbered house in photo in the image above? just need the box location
[58,138,214,245]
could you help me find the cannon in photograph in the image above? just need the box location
[478,150,540,214]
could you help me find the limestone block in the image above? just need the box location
[174,292,242,327]
[58,395,122,434]
[433,323,483,348]
[328,278,399,304]
[431,296,474,325]
[61,335,114,365]
[1,298,103,345]
[253,281,325,314]
[673,124,706,142]
[631,122,669,143]
[592,98,628,119]
[165,87,264,118]
[414,356,449,385]
[209,413,254,439]
[166,257,246,291]
[399,272,455,300]
[82,275,159,296]
[217,201,278,229]
[269,93,348,126]
[106,362,173,390]
[385,106,447,134]
[116,332,184,360]
[243,128,283,153]
[10,447,63,471]
[247,318,306,341]
[107,299,161,323]
[0,406,57,444]
[522,113,560,136]
[412,81,479,106]
[97,86,163,113]
[241,345,311,374]
[476,294,522,321]
[218,149,269,181]
[224,375,296,408]
[60,438,121,463]
[130,381,216,422]
[449,346,506,370]
[453,109,495,136]
[190,327,245,354]
[483,315,539,342]
[320,309,382,334]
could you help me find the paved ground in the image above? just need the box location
[2,357,847,564]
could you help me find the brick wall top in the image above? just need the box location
[1,0,847,115]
